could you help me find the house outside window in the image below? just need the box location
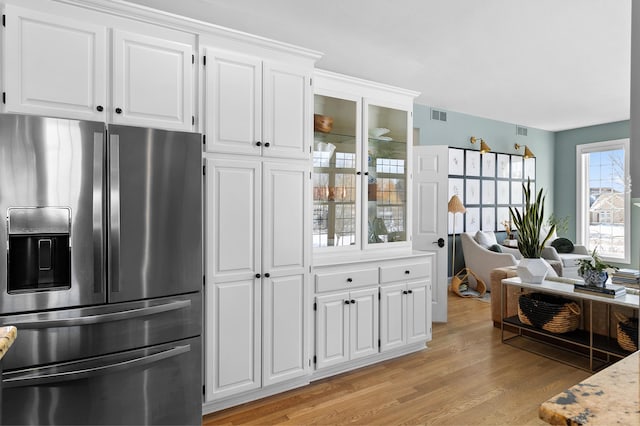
[576,138,630,263]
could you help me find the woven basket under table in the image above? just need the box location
[518,292,581,334]
[614,312,639,352]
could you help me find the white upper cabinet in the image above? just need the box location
[204,49,312,159]
[112,30,193,130]
[4,5,107,121]
[3,4,195,131]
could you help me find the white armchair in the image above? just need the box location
[459,232,520,292]
[541,243,592,279]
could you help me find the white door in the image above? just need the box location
[204,157,261,402]
[4,5,107,121]
[263,274,306,386]
[315,292,349,369]
[112,29,193,130]
[349,287,379,360]
[412,145,448,322]
[379,283,406,352]
[406,280,431,344]
[262,61,311,160]
[205,49,262,155]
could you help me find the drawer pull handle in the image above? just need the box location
[346,278,353,283]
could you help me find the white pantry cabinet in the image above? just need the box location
[204,156,310,403]
[204,48,312,160]
[3,4,195,130]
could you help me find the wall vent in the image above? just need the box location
[516,125,528,136]
[431,109,447,122]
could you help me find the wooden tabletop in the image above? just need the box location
[0,326,17,361]
[539,351,639,425]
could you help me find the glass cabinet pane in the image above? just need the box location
[313,95,358,248]
[366,104,408,245]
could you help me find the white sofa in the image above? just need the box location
[541,243,591,279]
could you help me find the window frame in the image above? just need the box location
[575,138,630,264]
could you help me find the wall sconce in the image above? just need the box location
[514,143,535,159]
[470,136,491,154]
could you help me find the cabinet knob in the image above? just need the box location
[264,273,271,278]
[408,290,413,294]
[96,105,104,112]
[403,290,408,295]
[356,171,362,175]
[264,142,270,147]
[350,299,356,304]
[115,107,122,114]
[344,300,351,305]
[364,172,369,176]
[405,270,410,274]
[255,273,261,279]
[346,278,353,283]
[256,141,262,147]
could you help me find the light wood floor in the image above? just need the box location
[203,292,590,425]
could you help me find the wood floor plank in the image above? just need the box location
[203,292,592,425]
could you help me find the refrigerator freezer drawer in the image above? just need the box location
[0,292,201,370]
[2,336,202,425]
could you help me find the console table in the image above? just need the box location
[501,277,639,372]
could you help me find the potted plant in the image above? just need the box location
[577,248,618,287]
[509,179,556,283]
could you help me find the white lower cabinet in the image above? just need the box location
[313,253,433,375]
[315,287,379,369]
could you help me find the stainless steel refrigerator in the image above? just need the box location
[0,114,202,425]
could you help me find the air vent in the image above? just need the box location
[431,109,447,122]
[516,125,528,137]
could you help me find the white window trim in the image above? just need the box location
[575,138,630,264]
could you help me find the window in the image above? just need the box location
[576,139,630,263]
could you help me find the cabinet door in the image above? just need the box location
[263,274,306,386]
[205,157,261,282]
[380,283,406,352]
[206,278,261,401]
[262,161,310,279]
[205,49,262,155]
[349,287,379,360]
[315,292,349,369]
[4,5,107,121]
[112,29,193,130]
[406,280,431,344]
[263,61,311,160]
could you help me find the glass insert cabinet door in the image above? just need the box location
[313,94,360,249]
[312,93,409,251]
[365,102,408,246]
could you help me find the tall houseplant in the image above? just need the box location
[509,179,556,282]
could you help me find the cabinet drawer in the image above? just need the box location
[315,268,378,293]
[379,261,430,283]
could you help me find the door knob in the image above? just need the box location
[433,238,445,248]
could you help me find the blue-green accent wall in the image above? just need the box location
[413,104,556,275]
[554,120,633,267]
[413,105,636,272]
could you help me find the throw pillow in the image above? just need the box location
[488,244,503,253]
[551,237,574,254]
[474,230,497,248]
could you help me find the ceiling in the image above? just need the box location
[124,0,631,132]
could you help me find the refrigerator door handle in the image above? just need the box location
[3,344,191,388]
[94,130,105,294]
[7,299,191,329]
[109,133,121,293]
